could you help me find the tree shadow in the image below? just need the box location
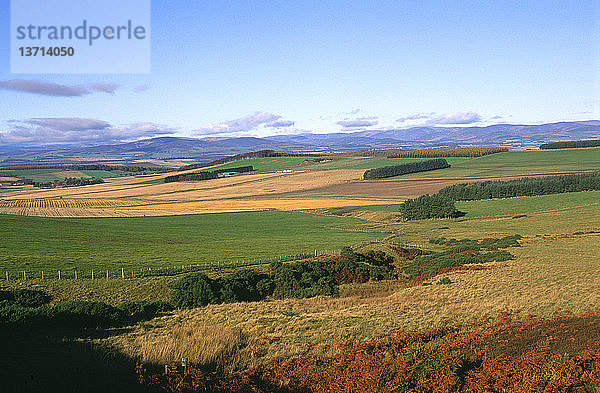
[0,327,143,393]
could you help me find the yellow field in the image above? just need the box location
[0,198,141,208]
[0,169,379,217]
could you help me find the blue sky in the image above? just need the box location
[0,0,599,145]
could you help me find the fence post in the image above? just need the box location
[5,271,8,280]
[23,271,26,280]
[121,268,125,278]
[106,270,109,279]
[92,270,94,280]
[41,271,44,280]
[58,270,61,280]
[75,271,78,280]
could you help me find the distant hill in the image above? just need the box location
[1,121,599,166]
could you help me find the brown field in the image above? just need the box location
[0,176,20,182]
[295,173,577,200]
[51,170,92,179]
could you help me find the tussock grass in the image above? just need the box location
[108,323,248,369]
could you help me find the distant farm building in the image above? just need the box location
[217,171,239,178]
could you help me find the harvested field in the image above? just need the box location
[0,198,143,208]
[0,198,396,217]
[123,198,398,212]
[51,170,92,179]
[295,174,579,200]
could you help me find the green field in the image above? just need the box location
[0,168,149,183]
[0,169,61,182]
[398,149,600,179]
[456,190,600,217]
[0,211,385,273]
[209,156,467,173]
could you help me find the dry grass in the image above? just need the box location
[107,324,248,368]
[51,170,92,179]
[124,198,397,212]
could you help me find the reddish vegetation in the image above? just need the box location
[137,312,600,392]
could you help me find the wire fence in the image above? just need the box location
[2,249,343,281]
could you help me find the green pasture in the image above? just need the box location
[0,211,385,273]
[456,190,600,217]
[398,149,600,179]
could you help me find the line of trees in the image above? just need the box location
[337,147,508,158]
[0,164,170,172]
[178,150,322,171]
[363,159,450,180]
[164,165,254,183]
[28,177,105,189]
[437,172,600,201]
[540,140,600,150]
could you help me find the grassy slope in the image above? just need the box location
[456,190,600,217]
[398,148,600,179]
[0,211,384,272]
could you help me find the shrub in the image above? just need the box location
[171,273,220,308]
[399,194,464,220]
[437,277,453,285]
[52,301,127,328]
[118,301,173,321]
[272,261,338,299]
[216,269,273,303]
[0,289,52,307]
[12,289,52,307]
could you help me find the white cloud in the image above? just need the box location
[0,79,120,97]
[337,117,379,128]
[192,112,295,135]
[426,111,481,125]
[0,118,176,145]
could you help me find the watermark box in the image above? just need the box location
[10,0,151,74]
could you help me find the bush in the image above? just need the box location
[216,269,273,303]
[272,261,338,299]
[171,273,220,308]
[406,236,519,278]
[12,289,52,307]
[0,289,52,307]
[399,194,464,220]
[52,301,127,328]
[118,301,173,321]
